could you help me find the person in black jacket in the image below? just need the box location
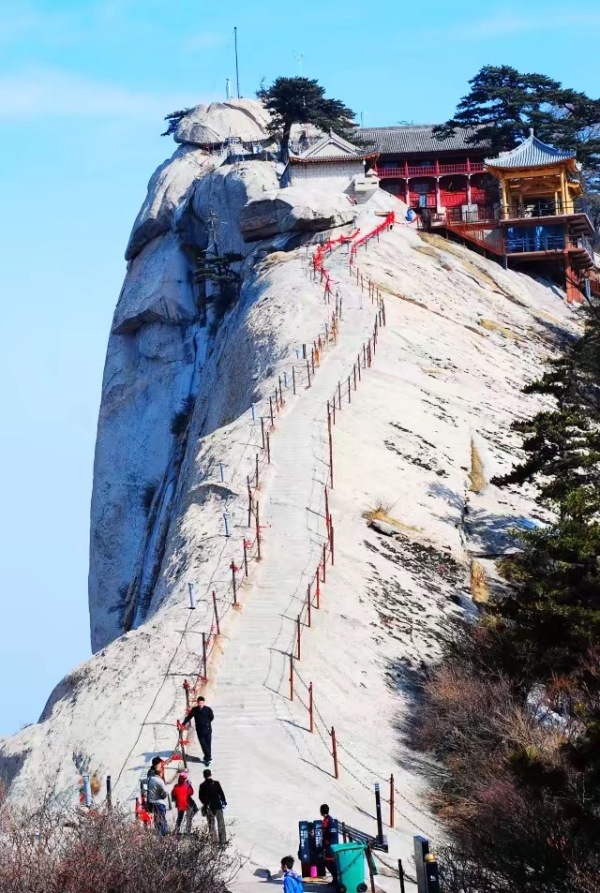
[320,804,338,888]
[183,696,214,765]
[199,769,227,846]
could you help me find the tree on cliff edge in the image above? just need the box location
[257,76,357,161]
[434,65,600,172]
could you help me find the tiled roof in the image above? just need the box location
[357,124,487,154]
[289,152,377,165]
[485,133,576,169]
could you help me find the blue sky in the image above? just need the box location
[1,0,599,738]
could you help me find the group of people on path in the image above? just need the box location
[145,695,226,845]
[145,694,339,886]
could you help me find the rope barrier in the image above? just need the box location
[116,211,431,848]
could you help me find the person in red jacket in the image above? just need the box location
[172,771,197,834]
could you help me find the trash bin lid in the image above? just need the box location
[330,842,365,853]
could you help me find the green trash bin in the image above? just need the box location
[330,842,368,893]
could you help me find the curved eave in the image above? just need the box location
[289,152,379,165]
[485,158,578,174]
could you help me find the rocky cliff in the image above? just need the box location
[0,101,581,889]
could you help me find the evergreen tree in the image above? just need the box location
[434,65,600,173]
[161,108,193,137]
[256,76,357,161]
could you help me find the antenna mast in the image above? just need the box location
[234,26,240,98]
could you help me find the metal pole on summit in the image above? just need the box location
[234,26,241,99]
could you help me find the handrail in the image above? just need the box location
[376,162,485,179]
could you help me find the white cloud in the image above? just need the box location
[453,11,600,39]
[0,67,201,120]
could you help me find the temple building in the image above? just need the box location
[284,131,379,196]
[360,124,491,216]
[439,131,594,302]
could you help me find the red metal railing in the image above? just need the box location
[376,161,486,179]
[407,165,435,176]
[375,167,405,179]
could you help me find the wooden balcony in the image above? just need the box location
[375,161,485,179]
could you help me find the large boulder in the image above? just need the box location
[239,187,357,241]
[113,231,196,334]
[175,99,271,147]
[191,162,280,257]
[125,145,212,261]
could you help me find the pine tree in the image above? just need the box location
[434,65,600,173]
[256,76,357,161]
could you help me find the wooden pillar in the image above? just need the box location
[560,171,568,214]
[435,178,441,212]
[404,178,410,206]
[500,177,508,218]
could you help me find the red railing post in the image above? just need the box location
[183,679,190,710]
[330,524,334,566]
[289,653,294,701]
[292,365,297,395]
[390,774,395,828]
[315,568,321,609]
[331,727,339,779]
[269,396,274,426]
[309,681,314,733]
[212,591,220,636]
[260,416,266,449]
[297,615,301,660]
[307,583,312,627]
[202,632,208,680]
[357,352,361,381]
[324,486,329,529]
[266,431,271,464]
[255,453,259,489]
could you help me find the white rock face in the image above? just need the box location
[0,103,583,890]
[239,186,357,241]
[114,231,197,333]
[175,99,271,147]
[125,145,213,261]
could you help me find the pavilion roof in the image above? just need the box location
[486,132,577,170]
